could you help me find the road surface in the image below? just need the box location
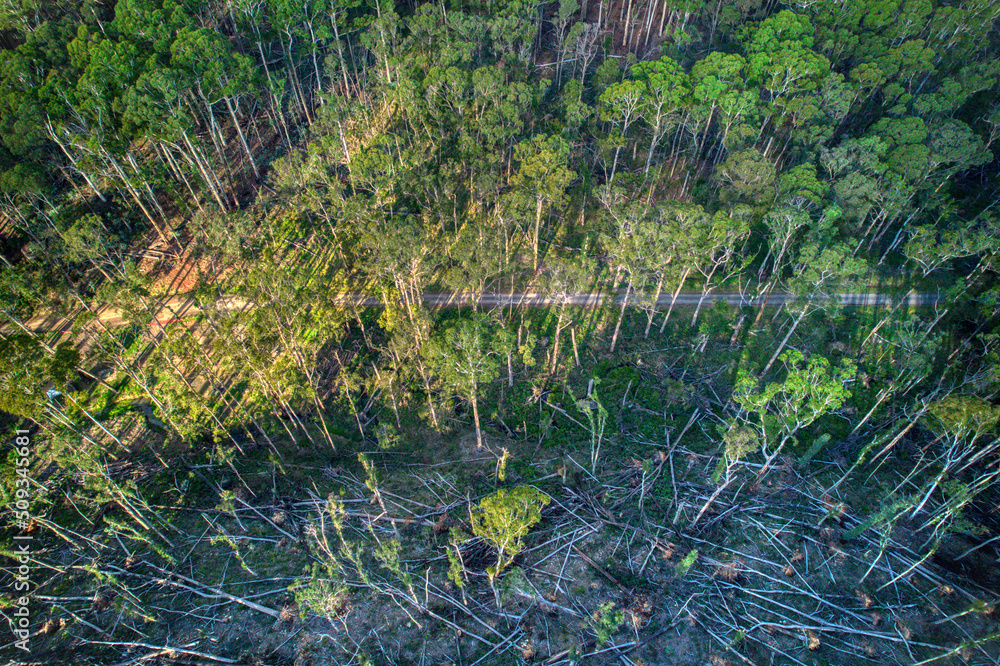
[22,290,941,334]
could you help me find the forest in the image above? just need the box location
[0,0,999,663]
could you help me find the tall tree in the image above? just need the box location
[509,134,576,271]
[423,314,504,448]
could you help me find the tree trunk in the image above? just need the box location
[472,394,483,448]
[758,306,808,378]
[623,0,634,47]
[658,266,690,332]
[533,197,544,271]
[103,149,172,245]
[609,145,622,184]
[255,39,293,148]
[416,359,439,429]
[610,279,632,352]
[180,134,229,211]
[224,96,260,179]
[644,272,665,338]
[46,119,107,202]
[550,307,566,374]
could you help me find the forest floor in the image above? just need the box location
[8,299,1000,665]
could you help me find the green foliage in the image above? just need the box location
[372,535,416,600]
[713,425,758,483]
[734,351,855,447]
[925,395,1000,443]
[797,433,830,467]
[291,563,349,619]
[470,485,550,580]
[497,565,530,605]
[0,335,51,420]
[843,494,916,540]
[446,535,466,589]
[572,380,609,473]
[588,602,625,646]
[675,548,699,577]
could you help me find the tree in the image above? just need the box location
[631,56,689,175]
[742,10,830,134]
[717,148,776,207]
[598,186,646,352]
[758,242,867,377]
[510,134,576,271]
[691,208,752,326]
[912,395,1000,519]
[170,27,263,179]
[598,79,643,183]
[423,315,505,448]
[487,0,539,63]
[443,217,508,307]
[733,350,855,484]
[0,334,53,421]
[749,205,810,330]
[691,424,758,527]
[61,214,127,281]
[540,252,596,373]
[690,51,751,160]
[599,189,708,344]
[552,0,579,82]
[0,334,115,445]
[470,486,550,581]
[656,202,711,333]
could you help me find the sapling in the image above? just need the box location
[589,602,625,646]
[371,532,417,602]
[572,379,608,474]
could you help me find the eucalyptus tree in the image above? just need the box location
[227,0,293,145]
[598,186,645,353]
[61,213,128,282]
[0,264,58,350]
[123,67,232,211]
[631,56,688,175]
[357,212,443,429]
[268,0,329,123]
[600,187,712,347]
[0,334,68,423]
[568,21,600,88]
[741,10,831,138]
[913,395,1000,521]
[733,350,856,485]
[486,0,539,63]
[655,202,711,333]
[509,134,576,272]
[598,78,643,183]
[0,334,117,448]
[423,314,506,448]
[540,251,597,374]
[717,147,776,209]
[748,205,809,330]
[170,27,263,179]
[443,216,509,310]
[689,51,753,161]
[552,0,579,82]
[691,208,752,326]
[468,67,540,177]
[758,242,867,378]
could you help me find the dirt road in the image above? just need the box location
[23,290,940,333]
